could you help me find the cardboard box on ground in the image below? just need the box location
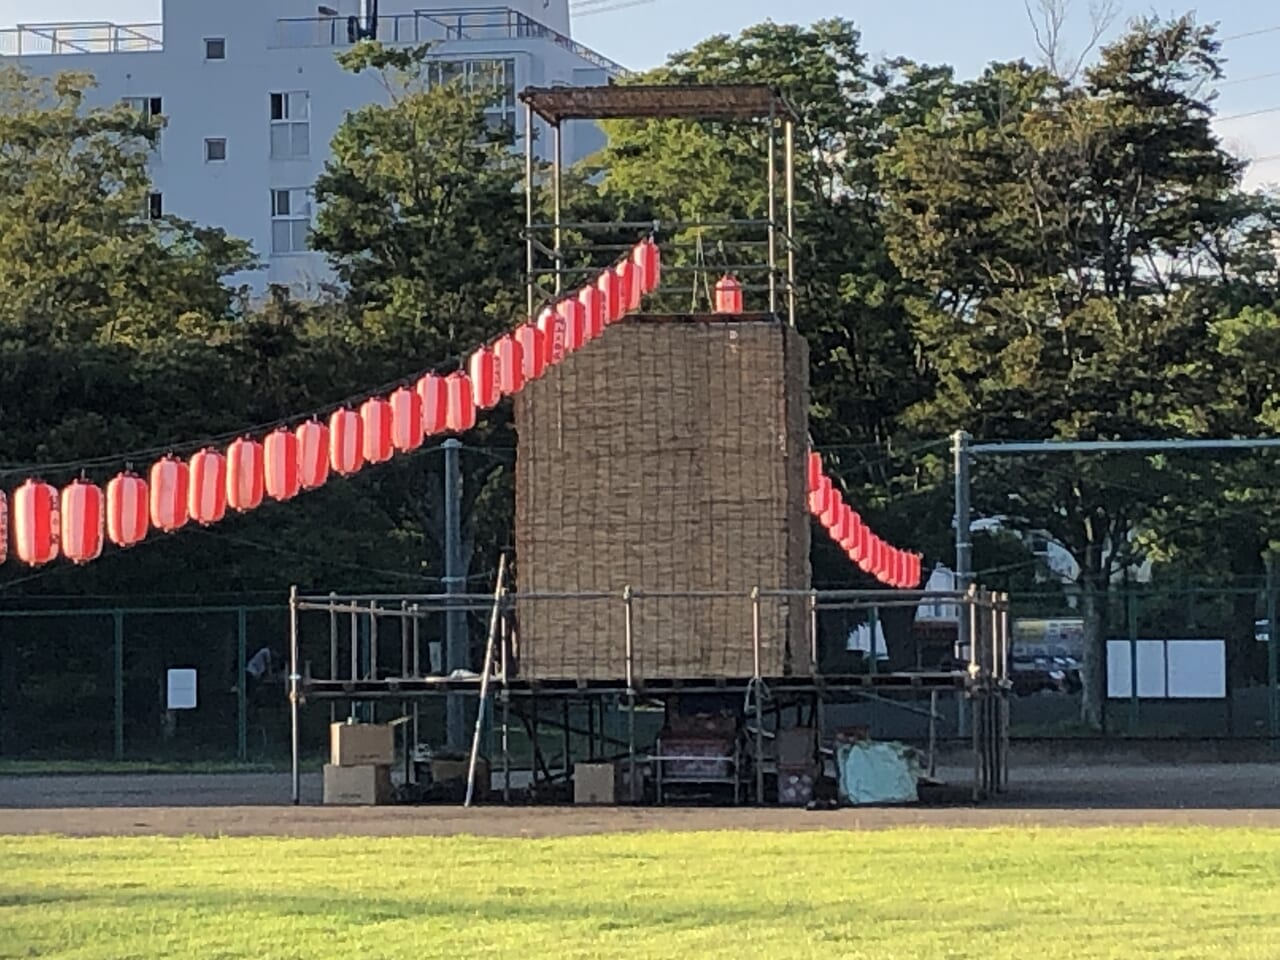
[330,721,395,767]
[323,764,392,805]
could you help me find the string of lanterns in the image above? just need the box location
[807,451,923,589]
[0,238,663,569]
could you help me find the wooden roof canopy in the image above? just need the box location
[518,83,800,124]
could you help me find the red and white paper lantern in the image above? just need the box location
[296,420,330,491]
[60,480,104,565]
[107,472,148,548]
[264,428,301,502]
[227,437,265,513]
[189,447,228,526]
[149,456,189,533]
[13,479,58,567]
[390,386,424,453]
[360,397,394,464]
[329,408,364,476]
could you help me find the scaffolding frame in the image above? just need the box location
[287,585,1011,806]
[518,83,800,325]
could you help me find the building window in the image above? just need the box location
[124,97,164,154]
[204,138,227,162]
[427,59,517,128]
[269,92,310,160]
[204,37,226,60]
[147,193,163,220]
[271,188,311,254]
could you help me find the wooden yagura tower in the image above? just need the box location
[513,84,808,681]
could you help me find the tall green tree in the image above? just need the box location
[879,15,1272,723]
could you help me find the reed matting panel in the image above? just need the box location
[513,317,811,680]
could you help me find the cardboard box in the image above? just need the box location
[323,763,392,805]
[574,762,621,805]
[775,727,815,767]
[431,757,489,798]
[330,722,395,767]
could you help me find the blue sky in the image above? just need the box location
[3,0,1278,184]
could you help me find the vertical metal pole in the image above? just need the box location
[236,607,247,762]
[411,603,421,783]
[766,104,777,316]
[928,690,938,779]
[443,437,467,752]
[348,607,358,724]
[1266,553,1278,739]
[1128,583,1139,732]
[500,606,511,803]
[289,585,301,806]
[784,118,796,328]
[751,587,765,806]
[808,592,818,675]
[553,121,563,296]
[624,586,637,803]
[524,100,535,316]
[113,611,124,761]
[369,603,379,682]
[328,592,338,727]
[868,606,879,676]
[466,555,506,808]
[954,430,972,741]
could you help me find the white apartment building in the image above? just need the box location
[0,1,626,297]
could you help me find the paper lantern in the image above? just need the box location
[633,237,661,294]
[265,428,301,502]
[61,480,104,565]
[0,491,8,565]
[329,408,364,476]
[557,298,586,353]
[189,447,228,526]
[494,335,525,395]
[807,453,822,493]
[597,269,621,325]
[715,275,743,313]
[847,514,868,563]
[107,472,148,549]
[390,386,424,453]
[820,484,842,529]
[296,420,330,491]
[445,372,477,433]
[578,285,604,341]
[13,479,58,567]
[360,397,394,464]
[515,323,546,381]
[417,374,448,436]
[615,260,642,313]
[149,456,189,533]
[468,346,500,410]
[537,307,564,365]
[227,437,265,513]
[809,474,831,517]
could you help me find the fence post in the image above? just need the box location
[236,607,247,762]
[1127,586,1139,734]
[1267,553,1278,740]
[113,611,125,761]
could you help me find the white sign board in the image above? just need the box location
[166,668,198,710]
[1106,640,1225,700]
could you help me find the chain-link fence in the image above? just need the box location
[0,604,291,762]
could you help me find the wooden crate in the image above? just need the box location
[514,316,811,680]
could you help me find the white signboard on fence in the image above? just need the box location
[1106,639,1225,700]
[166,668,198,710]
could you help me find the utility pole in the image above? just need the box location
[443,438,467,752]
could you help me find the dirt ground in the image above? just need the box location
[1,761,1278,836]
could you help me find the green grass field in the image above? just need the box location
[3,828,1279,959]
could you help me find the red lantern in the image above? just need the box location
[821,484,842,529]
[633,238,661,294]
[809,473,831,517]
[60,480,104,565]
[494,335,525,395]
[847,513,868,563]
[468,346,500,410]
[265,428,301,502]
[557,298,586,353]
[13,479,58,567]
[329,408,364,476]
[615,260,641,313]
[807,452,822,492]
[227,438,265,513]
[578,285,604,341]
[537,307,564,365]
[296,420,329,491]
[597,269,621,325]
[0,491,8,566]
[189,448,228,526]
[149,456,189,533]
[390,386,424,453]
[106,473,148,550]
[715,275,743,313]
[515,323,546,381]
[417,374,448,436]
[446,372,477,432]
[360,397,394,464]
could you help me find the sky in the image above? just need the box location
[2,0,1277,185]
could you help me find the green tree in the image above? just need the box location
[879,15,1270,724]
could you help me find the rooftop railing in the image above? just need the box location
[0,21,162,56]
[271,6,629,77]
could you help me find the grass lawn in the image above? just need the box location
[2,828,1279,959]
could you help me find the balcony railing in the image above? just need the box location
[0,21,162,56]
[271,6,629,77]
